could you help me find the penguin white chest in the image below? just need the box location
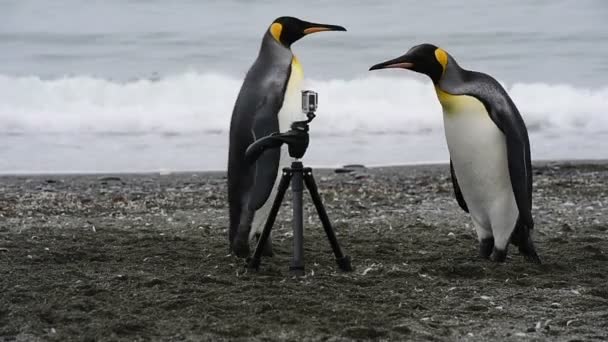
[438,91,517,225]
[278,57,306,133]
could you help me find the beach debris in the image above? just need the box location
[354,172,370,180]
[334,168,354,174]
[361,263,380,276]
[335,164,367,174]
[98,176,122,182]
[343,164,366,169]
[566,319,579,327]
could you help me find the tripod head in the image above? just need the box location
[245,90,318,163]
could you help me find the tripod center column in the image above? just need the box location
[290,161,305,276]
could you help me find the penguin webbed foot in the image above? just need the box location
[517,241,542,264]
[479,237,494,259]
[231,235,251,258]
[490,247,508,263]
[510,229,542,264]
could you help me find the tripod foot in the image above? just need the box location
[246,256,261,271]
[336,255,353,272]
[289,266,305,277]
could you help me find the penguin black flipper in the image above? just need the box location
[450,159,469,213]
[249,95,284,210]
[462,72,534,230]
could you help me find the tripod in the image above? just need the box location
[244,119,352,276]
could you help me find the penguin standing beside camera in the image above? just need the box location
[227,17,346,258]
[370,44,541,263]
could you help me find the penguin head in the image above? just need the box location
[369,44,449,84]
[268,17,346,48]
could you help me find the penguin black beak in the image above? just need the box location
[369,55,414,71]
[302,23,347,35]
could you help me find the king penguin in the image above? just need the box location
[369,44,541,263]
[228,17,346,258]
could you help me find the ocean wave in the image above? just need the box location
[1,72,607,135]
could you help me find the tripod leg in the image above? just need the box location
[290,167,306,277]
[304,171,353,272]
[247,170,292,270]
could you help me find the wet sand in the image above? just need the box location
[1,161,607,341]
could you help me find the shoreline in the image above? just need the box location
[1,158,607,177]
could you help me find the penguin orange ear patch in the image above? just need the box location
[270,23,283,42]
[435,48,448,74]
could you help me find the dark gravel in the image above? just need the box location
[1,161,607,341]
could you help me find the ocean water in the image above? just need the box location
[1,0,607,173]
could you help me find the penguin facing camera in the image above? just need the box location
[227,17,346,258]
[370,44,541,263]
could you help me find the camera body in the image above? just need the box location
[301,90,318,114]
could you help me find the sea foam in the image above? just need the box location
[1,72,607,135]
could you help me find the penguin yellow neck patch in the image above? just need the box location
[434,48,448,76]
[270,23,282,43]
[435,86,486,115]
[291,56,303,78]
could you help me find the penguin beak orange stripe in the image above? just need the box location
[372,62,414,70]
[303,27,331,34]
[303,24,347,35]
[369,55,415,71]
